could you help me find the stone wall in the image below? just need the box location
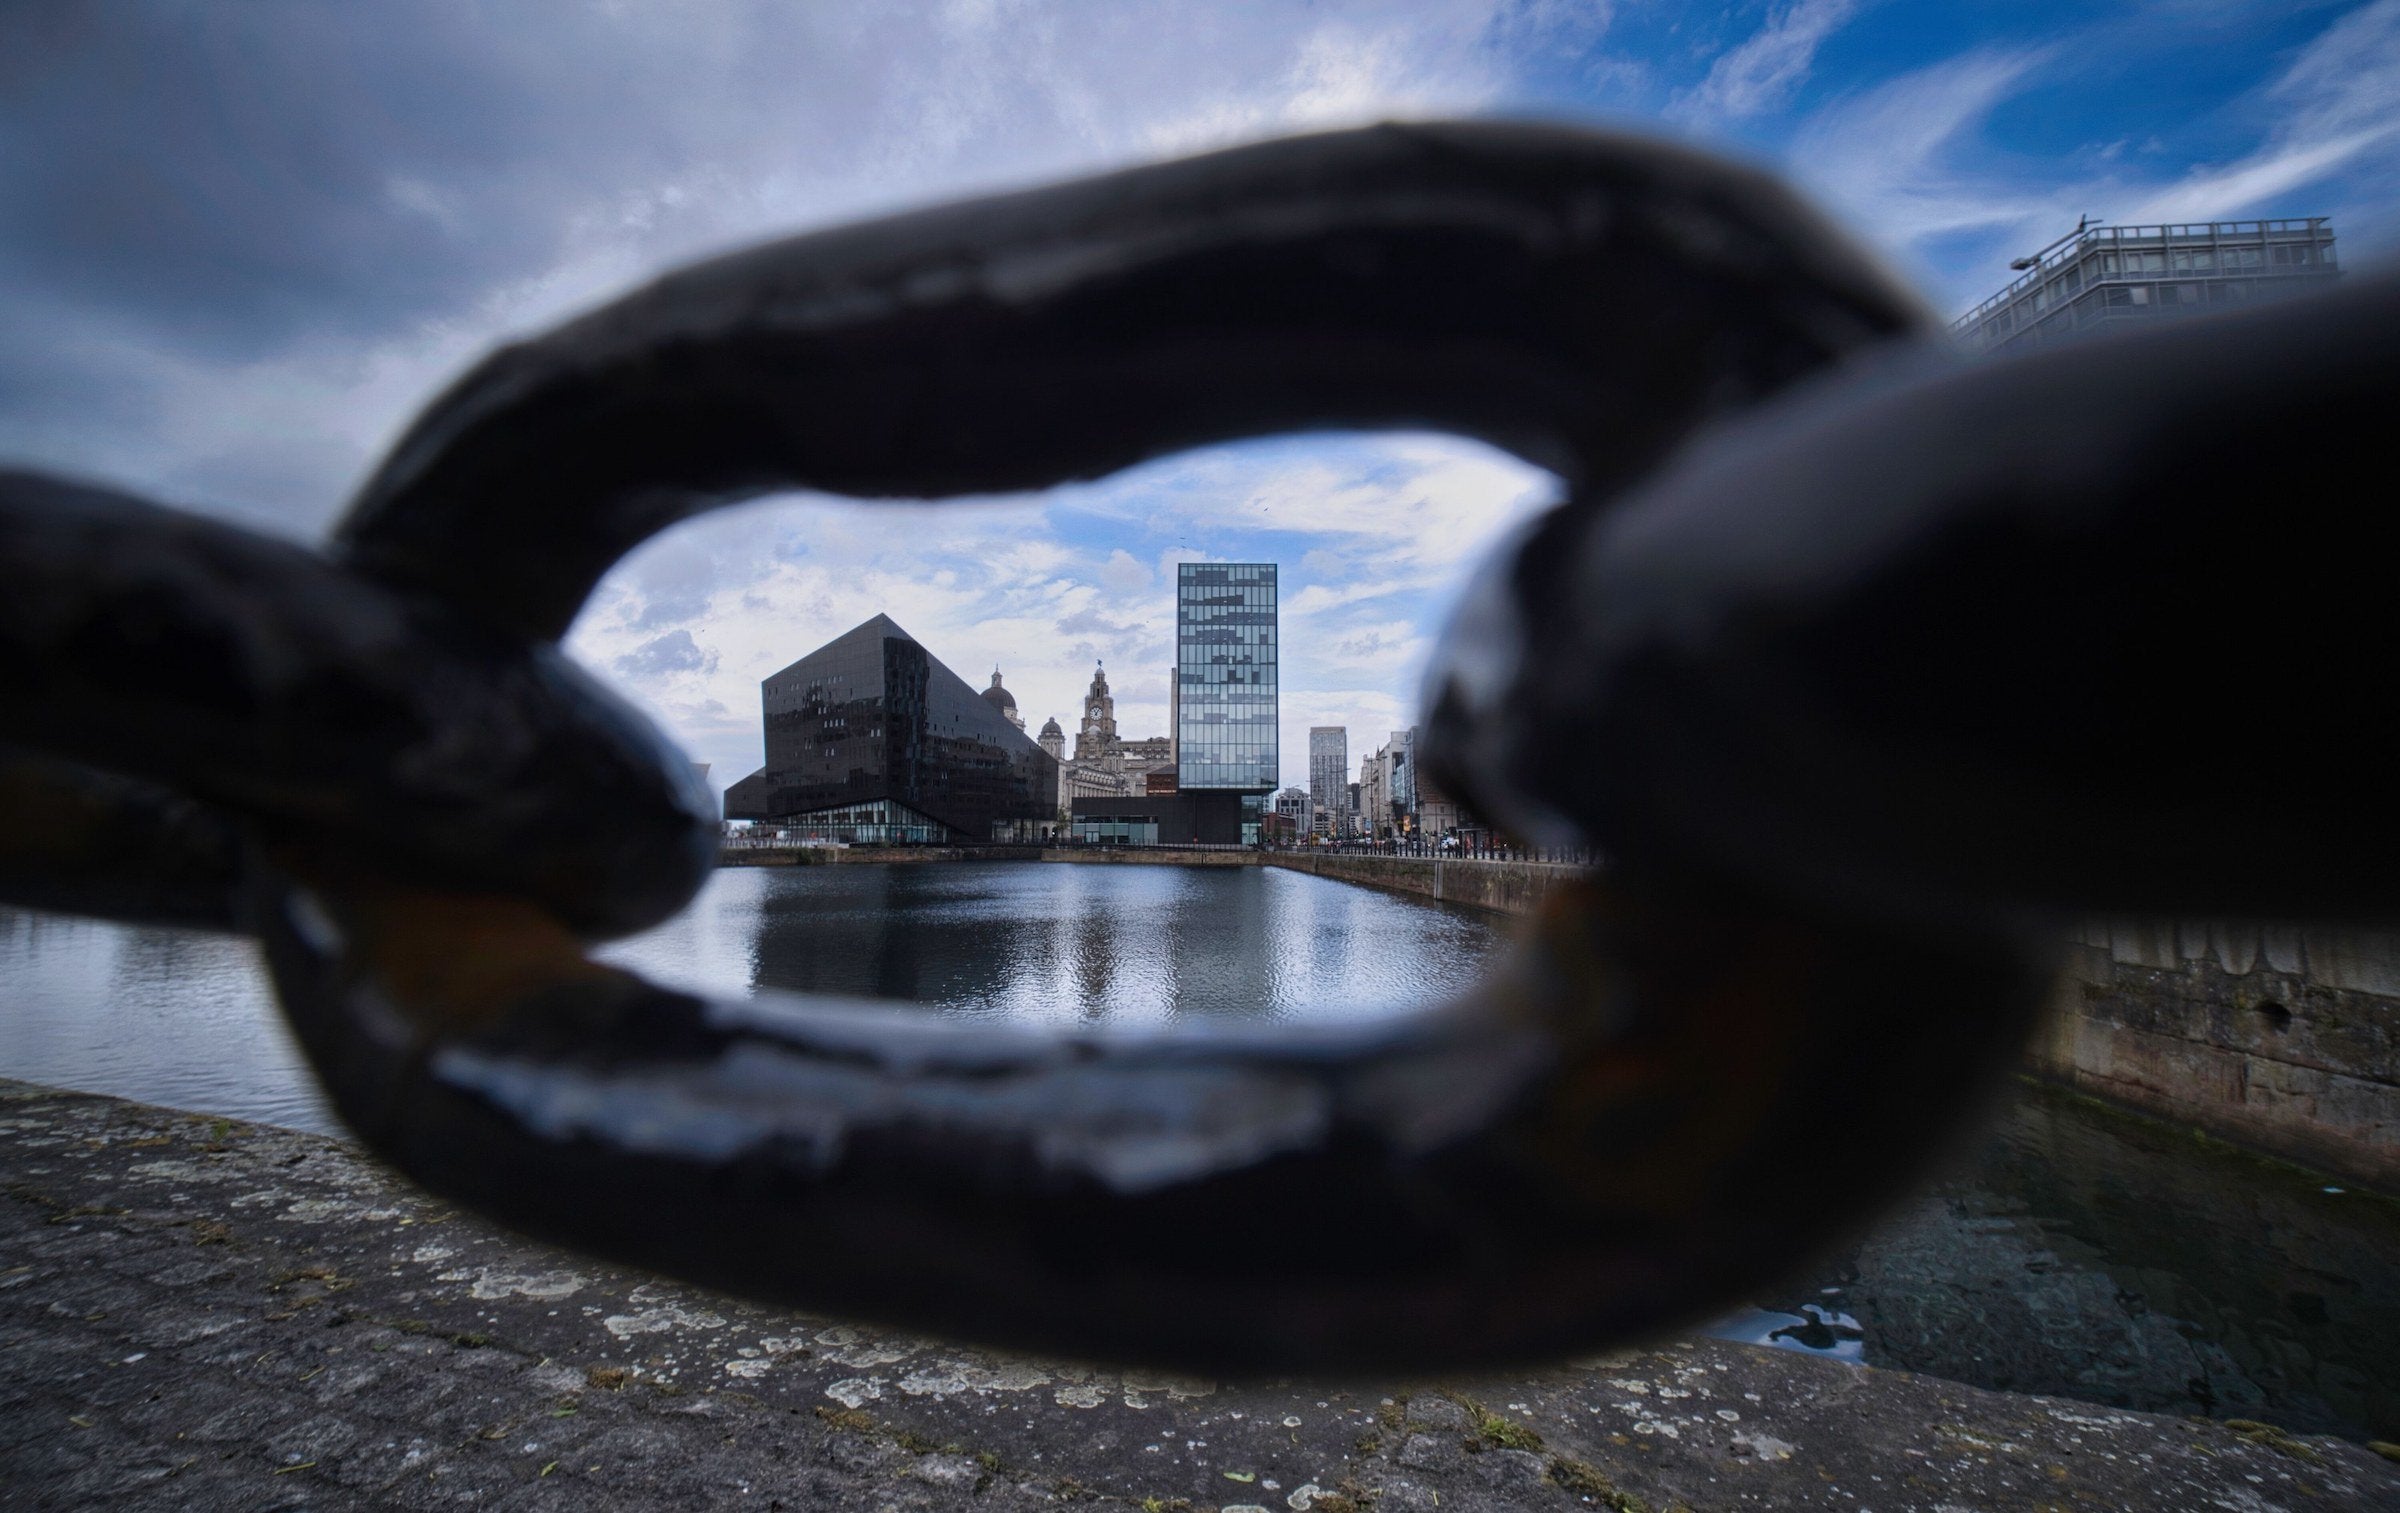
[721,845,1044,867]
[1262,852,1578,916]
[2031,921,2400,1195]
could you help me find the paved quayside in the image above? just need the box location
[4,1080,2396,1512]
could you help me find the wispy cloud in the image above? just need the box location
[1787,46,2057,250]
[2129,0,2400,222]
[1668,0,1860,125]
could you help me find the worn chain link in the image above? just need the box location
[2,121,2387,1373]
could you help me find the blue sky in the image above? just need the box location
[5,1,2393,792]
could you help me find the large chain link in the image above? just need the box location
[3,121,2387,1374]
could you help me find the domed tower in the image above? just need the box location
[981,666,1024,730]
[1037,715,1065,763]
[1073,661,1121,770]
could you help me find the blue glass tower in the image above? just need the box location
[1175,562,1278,793]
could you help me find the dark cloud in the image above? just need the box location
[0,1,1531,529]
[0,5,876,361]
[1056,608,1145,637]
[613,628,718,679]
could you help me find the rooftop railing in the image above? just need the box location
[1953,218,2336,335]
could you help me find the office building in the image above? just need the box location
[1176,563,1279,791]
[1955,218,2339,356]
[1309,727,1347,836]
[1073,561,1278,844]
[724,614,1058,842]
[1357,727,1421,840]
[1273,786,1312,838]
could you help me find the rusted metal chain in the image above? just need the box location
[2,120,2381,1372]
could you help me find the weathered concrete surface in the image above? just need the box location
[6,1081,2396,1512]
[1262,853,1579,917]
[2035,922,2400,1195]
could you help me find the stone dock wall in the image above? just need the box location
[1257,852,1581,916]
[2034,921,2400,1195]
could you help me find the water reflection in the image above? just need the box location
[596,863,1503,1025]
[5,867,2397,1441]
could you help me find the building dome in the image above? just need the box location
[982,668,1024,728]
[1039,715,1063,739]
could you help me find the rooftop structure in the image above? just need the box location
[1954,219,2339,357]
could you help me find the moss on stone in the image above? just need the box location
[1547,1454,1646,1511]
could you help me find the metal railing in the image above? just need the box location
[1953,218,2336,336]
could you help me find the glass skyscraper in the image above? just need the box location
[1309,726,1347,835]
[1175,562,1278,793]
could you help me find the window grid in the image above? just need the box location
[1175,563,1278,792]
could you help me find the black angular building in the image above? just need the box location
[724,614,1058,843]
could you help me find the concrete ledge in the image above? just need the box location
[1261,853,1581,916]
[5,1079,2395,1511]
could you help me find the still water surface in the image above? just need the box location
[4,862,2395,1440]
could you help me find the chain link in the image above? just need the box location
[3,121,2385,1371]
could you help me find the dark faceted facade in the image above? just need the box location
[725,614,1058,841]
[1175,562,1277,792]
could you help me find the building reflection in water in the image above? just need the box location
[603,861,1497,1027]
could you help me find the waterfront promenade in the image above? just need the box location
[6,1078,2396,1511]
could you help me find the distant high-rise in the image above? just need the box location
[1309,727,1347,836]
[1175,563,1278,794]
[1955,218,2339,356]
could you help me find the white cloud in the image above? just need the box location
[2129,0,2400,223]
[1099,548,1152,592]
[1786,46,2057,256]
[1669,0,1860,126]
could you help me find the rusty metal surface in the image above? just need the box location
[0,121,2384,1373]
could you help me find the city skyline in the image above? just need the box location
[6,4,2394,798]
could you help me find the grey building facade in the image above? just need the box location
[1308,726,1347,836]
[724,614,1058,843]
[1175,562,1278,791]
[1955,218,2339,356]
